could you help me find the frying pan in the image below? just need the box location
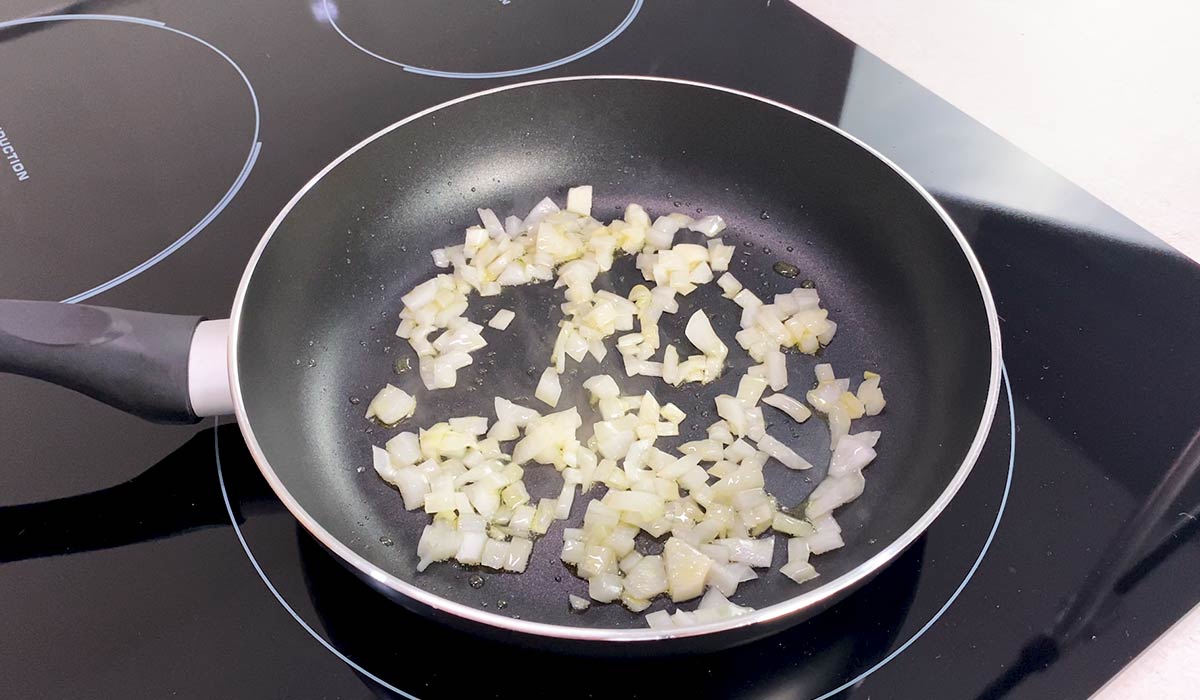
[0,76,1001,651]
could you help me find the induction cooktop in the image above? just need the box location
[2,2,1199,699]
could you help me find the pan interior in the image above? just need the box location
[235,79,994,630]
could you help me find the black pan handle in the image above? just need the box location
[0,300,232,424]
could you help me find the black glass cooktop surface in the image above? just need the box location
[2,2,1199,699]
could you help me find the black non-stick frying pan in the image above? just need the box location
[0,76,1000,652]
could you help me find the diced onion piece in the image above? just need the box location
[583,374,621,401]
[556,482,577,520]
[715,395,747,437]
[806,514,845,554]
[661,402,686,424]
[481,538,510,570]
[535,367,562,407]
[762,393,812,423]
[687,215,727,237]
[858,373,887,415]
[755,433,812,470]
[416,521,460,572]
[646,610,673,630]
[569,594,591,611]
[624,554,668,600]
[717,273,742,298]
[385,431,422,465]
[829,431,880,477]
[780,558,819,584]
[495,397,540,427]
[566,185,593,216]
[589,572,624,603]
[715,537,775,568]
[736,374,769,407]
[685,310,728,359]
[805,471,865,519]
[488,309,515,330]
[504,537,533,572]
[764,348,787,391]
[663,537,714,602]
[772,512,815,537]
[365,384,416,424]
[697,588,753,620]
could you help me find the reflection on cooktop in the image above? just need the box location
[322,0,641,78]
[0,14,260,302]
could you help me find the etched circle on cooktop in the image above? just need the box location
[325,0,641,78]
[0,15,259,302]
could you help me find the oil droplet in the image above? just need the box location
[468,574,485,589]
[294,359,301,366]
[554,575,563,583]
[307,359,317,368]
[349,396,361,405]
[379,536,394,547]
[773,261,801,278]
[760,211,771,220]
[786,245,794,252]
[497,600,508,609]
[800,279,817,289]
[395,357,412,374]
[762,246,771,254]
[673,201,682,207]
[742,241,752,248]
[307,340,315,346]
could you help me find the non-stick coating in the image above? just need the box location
[235,79,994,634]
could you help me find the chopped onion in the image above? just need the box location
[755,432,813,470]
[715,537,775,567]
[717,272,742,298]
[688,215,727,237]
[535,367,562,407]
[858,372,887,415]
[365,384,416,425]
[764,348,787,391]
[663,537,714,602]
[368,188,889,619]
[829,431,880,477]
[488,308,515,330]
[762,393,812,423]
[805,471,865,519]
[566,185,593,216]
[684,310,727,359]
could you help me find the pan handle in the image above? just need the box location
[0,300,234,424]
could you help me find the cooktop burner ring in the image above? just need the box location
[0,14,262,304]
[322,0,642,80]
[215,365,1014,699]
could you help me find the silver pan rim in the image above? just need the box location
[228,74,1003,643]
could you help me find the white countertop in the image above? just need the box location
[790,1,1200,697]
